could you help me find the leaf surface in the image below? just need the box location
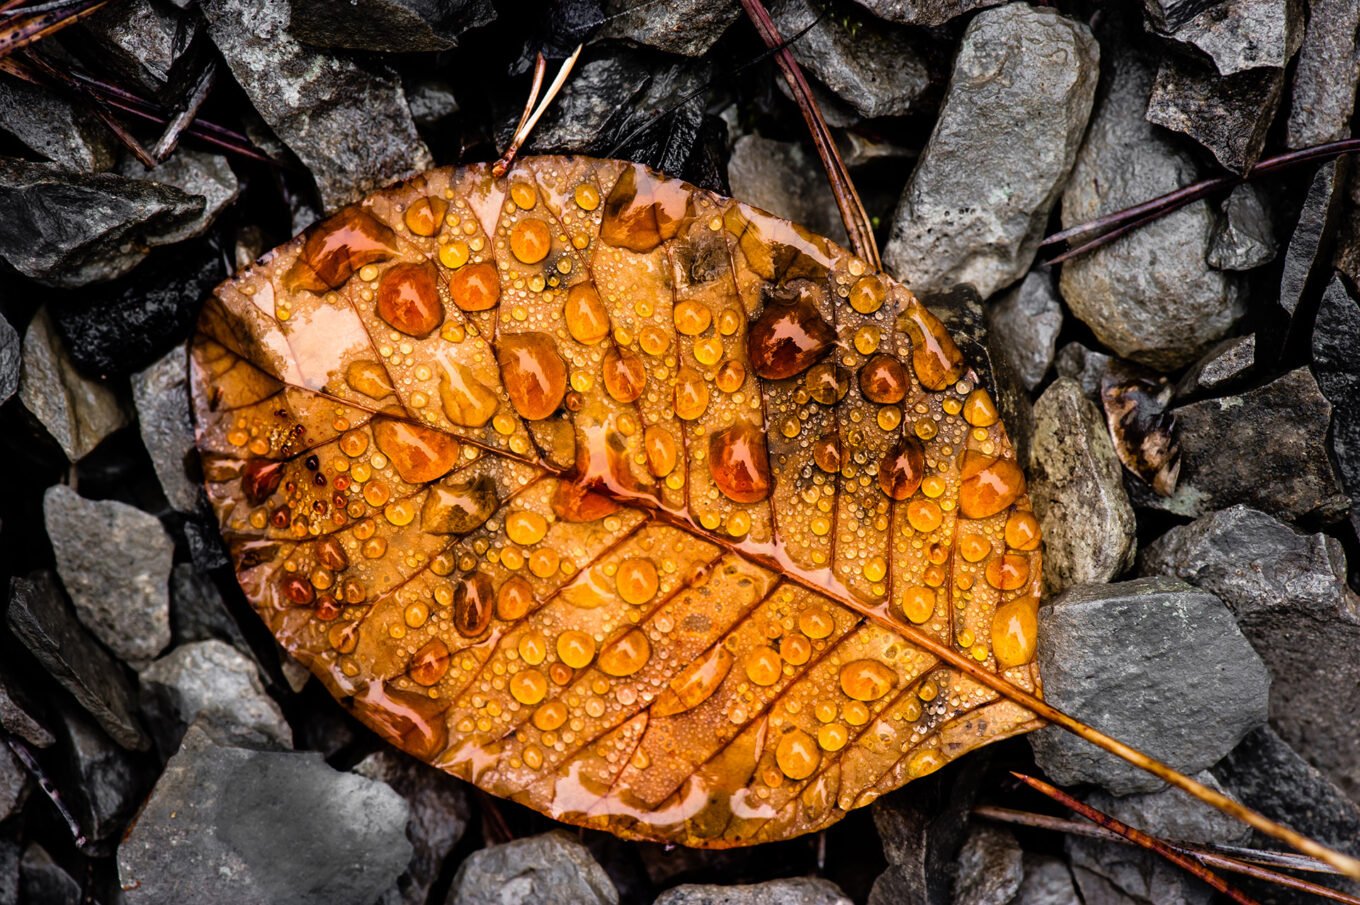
[190,156,1044,847]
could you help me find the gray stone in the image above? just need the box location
[17,309,128,461]
[1088,771,1251,846]
[0,841,15,905]
[0,743,27,823]
[355,749,469,905]
[953,825,1023,905]
[1208,184,1276,271]
[1314,274,1360,540]
[884,5,1099,300]
[986,270,1062,391]
[119,726,412,905]
[133,347,201,512]
[1140,505,1360,797]
[1174,334,1256,396]
[405,77,460,126]
[82,0,199,94]
[598,0,740,57]
[59,704,146,840]
[288,0,495,52]
[44,485,173,664]
[200,0,432,211]
[727,134,847,247]
[1279,159,1347,316]
[121,149,240,246]
[140,640,292,752]
[0,79,115,172]
[19,844,80,905]
[1146,51,1285,173]
[446,832,617,905]
[850,0,1004,26]
[1028,379,1137,595]
[1148,0,1302,75]
[1054,342,1116,401]
[654,878,852,905]
[7,573,149,751]
[1286,0,1360,148]
[0,312,17,408]
[170,564,248,650]
[0,668,55,748]
[1067,833,1211,905]
[1059,50,1244,369]
[0,159,204,287]
[769,0,934,119]
[1013,855,1080,905]
[1030,576,1270,794]
[1138,368,1350,523]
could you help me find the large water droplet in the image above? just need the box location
[498,332,567,420]
[372,416,461,484]
[453,571,494,637]
[878,436,925,500]
[748,295,834,380]
[286,208,397,292]
[709,420,772,503]
[376,261,444,337]
[421,475,497,534]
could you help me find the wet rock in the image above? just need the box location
[986,270,1062,391]
[953,825,1023,905]
[1030,576,1269,794]
[0,842,14,905]
[1067,833,1211,905]
[769,0,934,119]
[1145,0,1301,75]
[0,159,204,287]
[133,347,201,512]
[1313,274,1360,539]
[169,563,247,650]
[44,485,173,664]
[58,704,146,841]
[884,5,1098,300]
[119,726,412,905]
[0,668,55,748]
[200,0,432,211]
[1014,855,1080,905]
[598,0,739,57]
[82,0,202,96]
[0,311,17,407]
[405,77,460,126]
[1054,342,1117,401]
[1136,368,1349,523]
[17,308,128,460]
[140,640,292,753]
[446,831,617,905]
[288,0,495,52]
[355,749,469,905]
[120,150,239,246]
[1279,159,1346,317]
[0,79,116,172]
[1088,770,1250,845]
[6,573,149,751]
[1141,505,1360,797]
[19,844,81,905]
[1176,335,1256,398]
[0,743,27,823]
[1286,0,1360,148]
[1208,184,1276,271]
[850,0,1004,26]
[727,134,848,246]
[1028,379,1137,595]
[1059,50,1244,369]
[1146,52,1285,173]
[654,878,852,905]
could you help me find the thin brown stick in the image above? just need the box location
[16,48,157,166]
[0,0,108,60]
[493,47,583,179]
[738,0,881,270]
[493,51,547,178]
[151,58,216,162]
[1011,773,1261,905]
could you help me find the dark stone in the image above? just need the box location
[16,308,128,460]
[1067,833,1212,905]
[0,668,56,748]
[1030,576,1269,794]
[81,0,203,97]
[1278,159,1347,317]
[1013,854,1080,905]
[6,572,150,751]
[1054,342,1118,401]
[727,134,848,247]
[0,743,28,823]
[168,563,247,650]
[288,0,495,52]
[58,704,146,841]
[953,825,1023,905]
[1141,505,1360,797]
[986,271,1062,392]
[653,879,852,904]
[132,347,201,512]
[404,77,460,126]
[1145,0,1302,75]
[597,0,739,57]
[1088,770,1250,846]
[1134,368,1350,523]
[200,0,432,211]
[850,0,1004,26]
[445,831,617,905]
[49,238,226,379]
[19,844,81,905]
[118,726,412,905]
[0,841,15,905]
[1313,274,1360,539]
[1208,184,1276,271]
[118,150,239,246]
[1286,0,1360,148]
[182,514,232,573]
[0,311,17,408]
[0,79,115,172]
[1174,334,1256,397]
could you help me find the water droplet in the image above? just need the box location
[241,459,284,505]
[498,332,568,420]
[902,306,964,391]
[438,362,499,428]
[564,283,610,344]
[376,261,444,338]
[316,536,349,571]
[748,296,834,379]
[839,659,896,701]
[1004,510,1041,551]
[498,576,534,621]
[907,747,946,778]
[859,354,908,405]
[709,420,772,503]
[346,360,395,399]
[510,668,548,705]
[817,723,848,752]
[421,475,498,535]
[409,638,450,686]
[779,634,811,666]
[958,451,1025,519]
[812,434,841,474]
[900,586,934,624]
[372,416,462,484]
[673,299,712,335]
[506,511,548,545]
[805,363,849,405]
[798,607,834,639]
[906,499,942,533]
[598,628,651,676]
[557,630,596,669]
[453,571,494,637]
[644,426,679,477]
[533,700,568,731]
[510,219,552,264]
[286,208,397,291]
[963,388,998,427]
[985,553,1030,591]
[652,646,734,716]
[404,196,447,237]
[878,436,925,501]
[616,557,659,604]
[848,274,886,314]
[510,180,538,210]
[599,165,695,252]
[744,646,782,686]
[775,729,820,780]
[602,347,647,403]
[449,262,501,311]
[715,360,746,394]
[674,367,710,421]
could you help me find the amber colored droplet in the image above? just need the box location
[372,416,461,484]
[958,451,1026,520]
[901,586,935,624]
[709,420,772,503]
[315,536,349,572]
[574,183,601,211]
[780,634,811,666]
[241,459,284,505]
[902,305,964,391]
[798,607,834,639]
[644,426,678,477]
[616,558,659,604]
[849,274,887,314]
[859,354,909,405]
[557,630,596,669]
[992,595,1039,668]
[1004,510,1041,551]
[281,575,315,605]
[839,659,897,701]
[748,297,835,380]
[715,360,746,394]
[439,362,498,428]
[453,571,495,637]
[985,553,1030,591]
[498,332,568,420]
[673,367,709,421]
[404,196,447,237]
[506,510,548,545]
[599,165,694,252]
[963,388,999,427]
[812,434,842,474]
[598,628,651,676]
[421,475,497,535]
[906,499,942,533]
[510,180,538,210]
[409,638,451,686]
[775,729,820,780]
[907,748,946,778]
[960,534,991,563]
[564,283,610,344]
[286,208,397,292]
[744,646,782,686]
[602,347,646,403]
[878,436,925,501]
[346,360,395,399]
[376,261,444,338]
[805,363,849,405]
[510,219,552,264]
[652,646,734,717]
[497,575,534,621]
[510,669,548,705]
[673,299,712,335]
[533,700,568,731]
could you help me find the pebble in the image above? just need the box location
[953,825,1023,905]
[1144,0,1301,75]
[884,4,1099,300]
[1087,770,1250,846]
[81,0,199,95]
[0,743,27,824]
[119,149,239,246]
[1030,576,1269,794]
[168,563,248,650]
[0,311,17,408]
[287,0,495,52]
[44,485,173,664]
[1066,832,1211,905]
[1286,0,1360,148]
[132,347,201,512]
[1013,854,1080,905]
[654,878,853,905]
[1313,273,1360,539]
[140,640,292,752]
[598,0,740,57]
[986,270,1063,392]
[17,309,127,461]
[1174,334,1256,397]
[445,831,617,905]
[727,134,848,247]
[0,78,114,172]
[0,668,55,748]
[1278,158,1346,317]
[1207,184,1276,271]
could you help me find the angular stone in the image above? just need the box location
[0,312,17,408]
[953,825,1023,905]
[1054,342,1117,401]
[6,573,149,750]
[654,878,853,905]
[168,563,248,650]
[1059,49,1244,368]
[133,347,201,512]
[288,0,495,51]
[1087,770,1250,846]
[200,0,432,211]
[44,485,173,664]
[81,0,201,95]
[120,150,239,246]
[1030,577,1269,794]
[0,79,115,172]
[727,134,847,247]
[19,844,81,905]
[851,0,1003,26]
[405,77,460,125]
[1286,0,1360,148]
[1146,52,1285,173]
[1314,274,1360,539]
[1067,833,1211,905]
[445,832,617,905]
[17,309,127,460]
[598,0,740,57]
[1146,0,1301,76]
[0,743,27,823]
[1028,379,1137,595]
[58,705,146,841]
[0,841,14,905]
[1174,334,1256,397]
[1279,158,1346,317]
[1013,854,1080,905]
[1137,368,1349,523]
[1208,184,1276,271]
[884,5,1098,299]
[986,270,1062,391]
[119,726,412,905]
[0,668,55,748]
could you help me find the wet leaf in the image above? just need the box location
[190,156,1044,847]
